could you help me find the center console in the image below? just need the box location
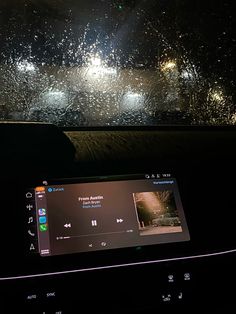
[1,124,236,313]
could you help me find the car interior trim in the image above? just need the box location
[1,247,236,281]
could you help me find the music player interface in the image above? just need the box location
[34,177,190,256]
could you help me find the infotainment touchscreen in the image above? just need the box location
[26,174,190,257]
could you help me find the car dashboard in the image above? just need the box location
[1,122,236,313]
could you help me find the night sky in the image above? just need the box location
[0,0,235,107]
[0,1,235,63]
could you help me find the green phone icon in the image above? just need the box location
[39,224,48,232]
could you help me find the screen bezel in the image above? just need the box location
[26,172,190,261]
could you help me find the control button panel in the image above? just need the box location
[25,189,38,254]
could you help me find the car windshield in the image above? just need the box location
[0,0,235,127]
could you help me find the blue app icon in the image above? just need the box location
[39,216,47,224]
[48,187,53,193]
